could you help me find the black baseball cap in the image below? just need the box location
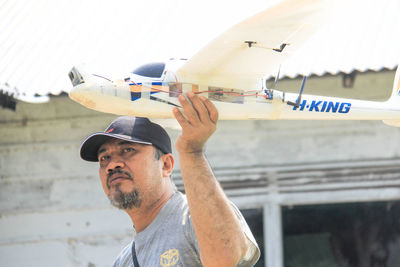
[80,116,172,162]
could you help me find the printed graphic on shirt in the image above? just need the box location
[160,248,180,267]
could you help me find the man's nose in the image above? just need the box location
[106,157,126,173]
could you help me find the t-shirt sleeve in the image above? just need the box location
[230,202,261,266]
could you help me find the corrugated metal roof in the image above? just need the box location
[277,0,400,79]
[0,0,399,100]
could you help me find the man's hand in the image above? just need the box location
[173,92,218,154]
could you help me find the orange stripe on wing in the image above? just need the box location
[129,85,142,92]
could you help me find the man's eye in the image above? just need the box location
[99,155,109,162]
[123,147,134,153]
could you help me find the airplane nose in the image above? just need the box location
[68,67,85,87]
[68,65,132,113]
[68,65,98,109]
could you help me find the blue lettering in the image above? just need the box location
[321,101,327,112]
[309,100,322,112]
[293,100,307,111]
[339,103,351,113]
[293,100,351,113]
[326,102,339,113]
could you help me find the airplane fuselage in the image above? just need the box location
[69,74,400,123]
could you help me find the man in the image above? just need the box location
[79,92,260,266]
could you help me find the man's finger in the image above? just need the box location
[201,96,219,124]
[173,107,190,128]
[178,94,200,125]
[187,92,210,124]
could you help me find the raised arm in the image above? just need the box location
[173,92,248,267]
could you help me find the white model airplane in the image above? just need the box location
[68,0,400,127]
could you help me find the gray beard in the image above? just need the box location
[108,184,142,210]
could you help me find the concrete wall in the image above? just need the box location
[1,71,399,267]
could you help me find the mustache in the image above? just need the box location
[107,169,133,186]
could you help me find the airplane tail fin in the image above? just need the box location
[382,65,400,127]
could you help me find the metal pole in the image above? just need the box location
[263,202,283,267]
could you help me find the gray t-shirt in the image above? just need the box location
[113,192,260,267]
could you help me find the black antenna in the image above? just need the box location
[296,76,307,105]
[287,76,307,107]
[273,65,281,89]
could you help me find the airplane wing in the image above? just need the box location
[177,0,329,90]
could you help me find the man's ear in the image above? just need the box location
[161,154,174,178]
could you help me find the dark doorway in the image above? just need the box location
[282,201,400,267]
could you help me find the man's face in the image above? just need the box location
[97,138,164,210]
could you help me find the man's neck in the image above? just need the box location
[126,189,174,233]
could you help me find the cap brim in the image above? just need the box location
[80,132,152,162]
